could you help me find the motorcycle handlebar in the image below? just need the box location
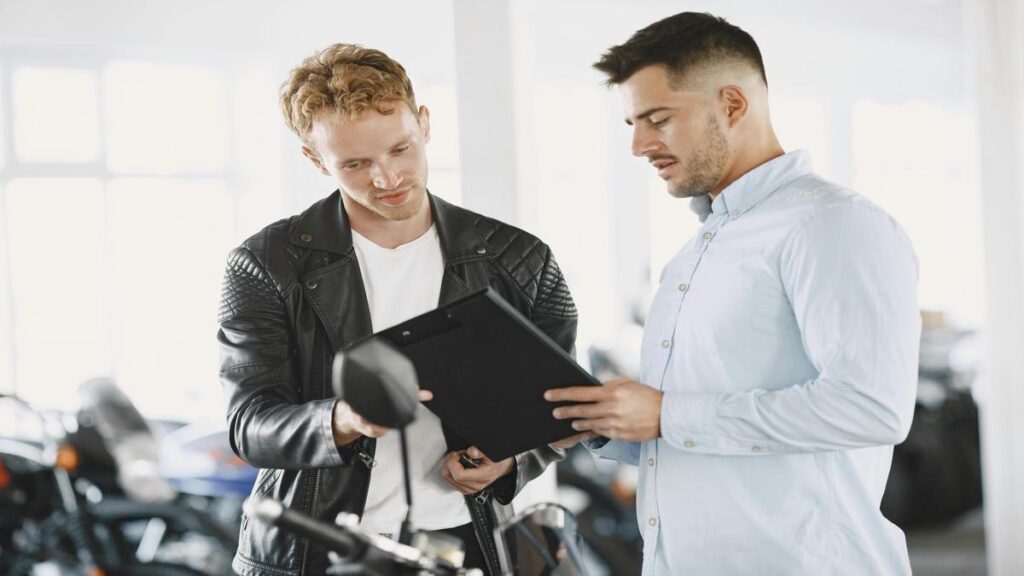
[245,496,473,576]
[245,496,361,558]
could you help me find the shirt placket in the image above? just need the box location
[641,212,726,574]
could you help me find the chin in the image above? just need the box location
[374,191,426,221]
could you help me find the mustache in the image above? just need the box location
[371,183,419,197]
[647,154,678,163]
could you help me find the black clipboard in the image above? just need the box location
[360,288,599,461]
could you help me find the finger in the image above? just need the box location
[544,386,607,403]
[549,431,597,449]
[453,483,476,495]
[552,403,606,420]
[549,436,576,450]
[445,453,466,482]
[570,418,602,432]
[587,419,616,438]
[441,462,477,494]
[466,446,485,460]
[442,459,463,485]
[418,389,433,402]
[441,463,468,492]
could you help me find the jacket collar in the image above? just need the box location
[288,190,490,265]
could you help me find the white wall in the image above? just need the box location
[968,0,1024,573]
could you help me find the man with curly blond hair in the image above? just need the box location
[218,44,578,575]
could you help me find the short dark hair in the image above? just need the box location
[594,12,767,88]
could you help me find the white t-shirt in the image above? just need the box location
[350,224,472,534]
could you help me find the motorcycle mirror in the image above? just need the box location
[78,378,176,503]
[494,503,589,576]
[79,377,151,437]
[332,339,419,429]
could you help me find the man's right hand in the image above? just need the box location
[331,389,434,447]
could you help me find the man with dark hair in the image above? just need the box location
[219,43,577,575]
[547,12,919,575]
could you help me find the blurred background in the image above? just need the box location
[1,0,1022,574]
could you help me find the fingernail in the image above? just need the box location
[571,421,581,430]
[544,391,553,401]
[552,409,561,418]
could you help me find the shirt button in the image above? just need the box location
[703,232,712,241]
[660,339,670,349]
[648,517,658,527]
[677,282,688,292]
[683,440,695,448]
[752,445,763,453]
[300,233,313,243]
[648,458,655,467]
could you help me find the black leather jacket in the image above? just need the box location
[218,191,578,575]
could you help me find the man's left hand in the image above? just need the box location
[545,377,663,441]
[441,446,514,495]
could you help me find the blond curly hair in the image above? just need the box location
[280,44,417,141]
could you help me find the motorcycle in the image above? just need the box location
[246,339,591,575]
[0,380,236,575]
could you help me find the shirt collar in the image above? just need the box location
[689,150,813,222]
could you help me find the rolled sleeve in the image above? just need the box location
[659,203,920,455]
[586,437,641,465]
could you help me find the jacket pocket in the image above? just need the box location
[237,468,300,572]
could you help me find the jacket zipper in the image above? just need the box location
[468,493,502,576]
[299,469,320,575]
[299,330,326,576]
[357,451,377,468]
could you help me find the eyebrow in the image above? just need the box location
[625,106,672,126]
[336,139,411,166]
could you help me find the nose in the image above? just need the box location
[371,161,403,191]
[631,125,658,158]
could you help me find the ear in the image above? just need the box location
[719,85,749,129]
[302,145,331,176]
[417,105,431,143]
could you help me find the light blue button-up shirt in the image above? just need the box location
[592,151,920,575]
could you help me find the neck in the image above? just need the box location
[709,131,785,201]
[344,193,433,249]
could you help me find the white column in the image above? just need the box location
[451,0,520,223]
[452,0,558,506]
[968,1,1024,574]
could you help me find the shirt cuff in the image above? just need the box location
[585,437,641,465]
[660,391,721,451]
[320,398,346,467]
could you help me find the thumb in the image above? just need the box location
[466,446,484,460]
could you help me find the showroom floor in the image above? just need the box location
[907,508,987,576]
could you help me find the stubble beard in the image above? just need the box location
[668,112,730,199]
[366,184,427,222]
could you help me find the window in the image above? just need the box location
[5,178,109,406]
[852,99,983,325]
[0,55,466,421]
[12,67,100,163]
[104,61,228,174]
[1,59,239,420]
